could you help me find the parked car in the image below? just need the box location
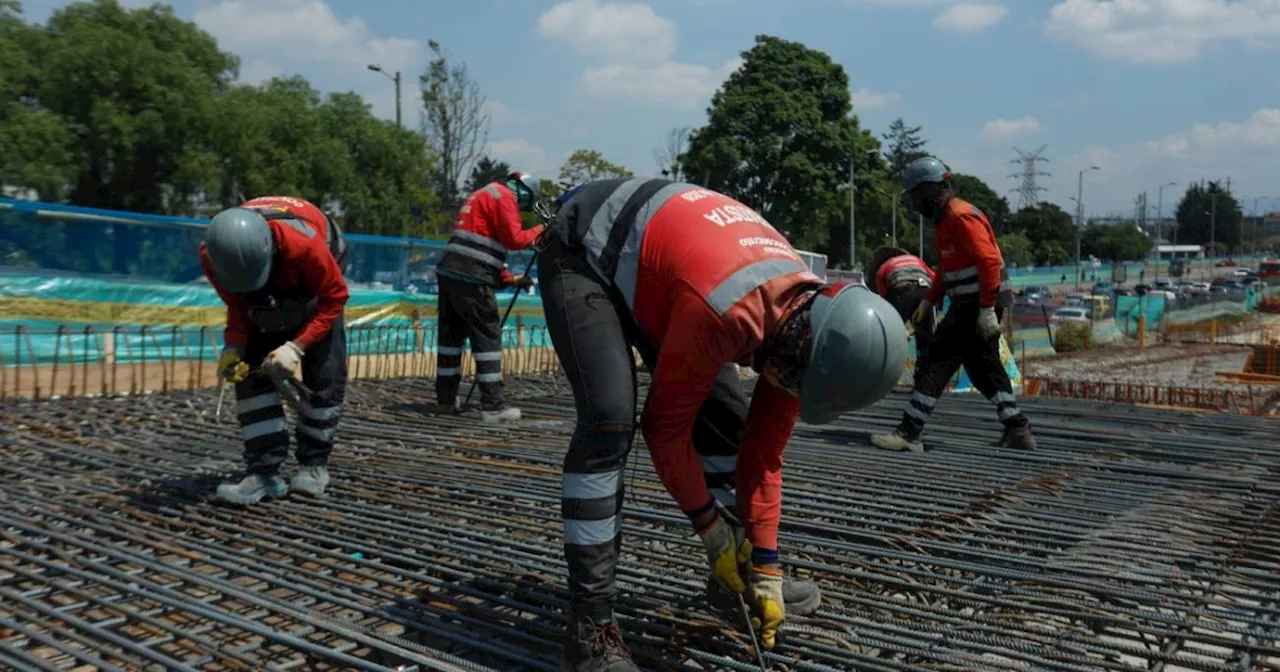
[1153,278,1175,290]
[1216,259,1239,267]
[1063,292,1087,307]
[1021,285,1052,301]
[1091,281,1116,295]
[1051,307,1091,325]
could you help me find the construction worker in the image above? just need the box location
[541,178,908,671]
[200,196,350,504]
[434,171,541,422]
[871,157,1036,453]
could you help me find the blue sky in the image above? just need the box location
[19,0,1280,217]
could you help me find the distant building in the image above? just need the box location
[1156,244,1204,260]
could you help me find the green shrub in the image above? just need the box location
[1054,322,1093,353]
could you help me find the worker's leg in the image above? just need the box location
[540,237,638,670]
[217,332,290,504]
[959,307,1035,450]
[292,315,348,496]
[871,307,963,452]
[434,278,466,408]
[459,283,517,422]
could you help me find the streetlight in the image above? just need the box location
[849,148,879,272]
[1155,181,1176,266]
[1074,166,1100,290]
[367,64,402,127]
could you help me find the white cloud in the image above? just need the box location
[487,139,552,176]
[581,58,743,106]
[980,116,1045,140]
[535,0,677,63]
[933,2,1009,32]
[192,0,420,120]
[536,0,740,106]
[850,88,900,110]
[1044,0,1280,63]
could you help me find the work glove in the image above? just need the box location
[266,341,304,380]
[697,515,748,594]
[217,347,249,383]
[748,567,785,650]
[513,274,535,290]
[977,307,1001,341]
[910,299,934,330]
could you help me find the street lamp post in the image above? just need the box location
[1155,181,1175,267]
[1075,166,1100,290]
[367,64,402,127]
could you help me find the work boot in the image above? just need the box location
[560,617,638,672]
[481,406,522,424]
[215,470,287,505]
[291,464,330,497]
[996,424,1037,451]
[870,425,924,452]
[705,574,823,620]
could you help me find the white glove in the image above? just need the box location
[978,307,1001,341]
[267,341,304,379]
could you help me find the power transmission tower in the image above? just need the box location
[1009,145,1050,211]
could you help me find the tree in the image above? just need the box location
[1009,202,1075,259]
[558,149,632,184]
[882,118,928,178]
[464,156,511,194]
[1033,241,1069,266]
[950,173,1010,232]
[1174,181,1243,250]
[1081,224,1151,261]
[653,127,691,181]
[996,232,1032,267]
[681,34,882,262]
[420,39,489,211]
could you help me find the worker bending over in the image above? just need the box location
[434,171,540,422]
[201,196,350,504]
[541,178,908,671]
[871,157,1036,453]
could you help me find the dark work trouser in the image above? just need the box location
[233,316,348,473]
[435,276,506,410]
[539,236,748,624]
[899,300,1026,436]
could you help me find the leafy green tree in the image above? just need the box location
[950,173,1010,232]
[882,118,928,178]
[1174,181,1243,249]
[996,231,1032,267]
[558,149,632,184]
[681,34,882,263]
[1033,241,1069,266]
[1081,224,1151,261]
[420,39,489,211]
[464,156,511,194]
[1010,202,1075,255]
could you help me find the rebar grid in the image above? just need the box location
[1,375,1278,671]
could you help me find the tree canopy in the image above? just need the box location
[465,156,511,194]
[558,149,632,184]
[950,173,1010,232]
[1174,181,1243,251]
[1008,203,1075,265]
[1081,224,1151,261]
[882,118,928,178]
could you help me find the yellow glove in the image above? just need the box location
[749,567,785,650]
[266,341,304,380]
[217,348,249,383]
[697,515,746,594]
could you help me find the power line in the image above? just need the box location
[1009,145,1050,211]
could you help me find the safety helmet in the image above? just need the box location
[204,207,274,293]
[506,171,540,211]
[900,156,951,195]
[798,283,909,425]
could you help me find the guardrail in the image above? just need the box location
[0,322,563,400]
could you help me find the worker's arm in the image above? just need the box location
[499,266,515,287]
[736,373,799,565]
[491,192,544,250]
[641,296,737,530]
[924,260,946,305]
[292,234,350,350]
[954,209,1004,307]
[200,248,251,351]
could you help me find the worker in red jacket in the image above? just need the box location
[199,196,350,504]
[871,157,1036,453]
[434,171,540,422]
[541,179,908,670]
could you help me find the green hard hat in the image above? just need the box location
[901,156,951,195]
[204,207,274,293]
[799,283,909,425]
[506,171,540,211]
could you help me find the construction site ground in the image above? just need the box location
[2,374,1279,672]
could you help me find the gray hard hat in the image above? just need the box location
[901,156,950,195]
[506,171,541,211]
[799,284,909,425]
[204,207,274,293]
